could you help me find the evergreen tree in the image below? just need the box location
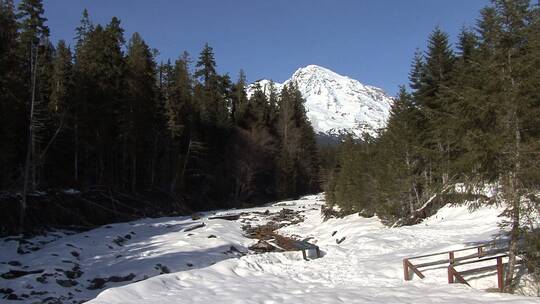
[0,0,23,188]
[123,32,158,191]
[276,83,319,197]
[193,43,230,127]
[194,43,216,85]
[75,18,125,185]
[418,27,456,189]
[49,40,73,115]
[231,69,248,126]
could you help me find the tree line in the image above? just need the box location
[325,0,539,292]
[0,0,320,221]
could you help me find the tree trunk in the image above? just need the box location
[21,43,39,233]
[74,121,79,183]
[504,114,522,293]
[131,155,137,193]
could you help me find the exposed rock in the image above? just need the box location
[56,279,78,288]
[7,260,21,266]
[248,240,277,253]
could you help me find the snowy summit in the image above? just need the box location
[247,65,393,139]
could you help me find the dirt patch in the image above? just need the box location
[243,208,307,253]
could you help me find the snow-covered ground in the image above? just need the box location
[1,194,538,303]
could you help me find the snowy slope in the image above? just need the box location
[0,213,251,303]
[84,195,538,304]
[247,65,393,138]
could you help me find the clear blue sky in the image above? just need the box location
[41,0,490,95]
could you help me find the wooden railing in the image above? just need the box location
[403,244,489,281]
[448,254,523,292]
[403,243,514,292]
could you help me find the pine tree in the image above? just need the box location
[75,8,92,50]
[276,83,319,197]
[0,0,23,189]
[75,18,125,185]
[193,43,229,127]
[42,40,74,185]
[17,0,53,230]
[49,40,73,115]
[246,82,270,128]
[123,32,158,191]
[231,69,248,126]
[164,52,194,193]
[194,43,216,85]
[418,27,456,189]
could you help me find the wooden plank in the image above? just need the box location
[403,259,410,281]
[415,252,484,268]
[407,260,425,279]
[209,214,240,221]
[453,254,508,267]
[183,222,205,232]
[450,267,470,286]
[459,264,498,276]
[408,244,489,260]
[497,256,504,292]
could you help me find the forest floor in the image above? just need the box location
[1,194,538,303]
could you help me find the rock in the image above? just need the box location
[186,263,193,267]
[65,265,83,279]
[87,278,106,290]
[248,240,276,253]
[207,235,217,238]
[70,251,79,258]
[108,273,135,283]
[155,264,170,274]
[336,237,346,244]
[36,273,53,284]
[112,236,126,246]
[56,279,78,288]
[7,260,21,266]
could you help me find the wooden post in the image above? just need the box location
[403,259,410,281]
[315,247,321,258]
[449,251,455,264]
[448,265,454,283]
[496,256,504,292]
[478,246,484,257]
[302,250,307,261]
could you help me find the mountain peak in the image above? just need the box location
[247,65,393,139]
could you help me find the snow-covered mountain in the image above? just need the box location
[247,65,393,139]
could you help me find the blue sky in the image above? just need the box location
[42,0,490,95]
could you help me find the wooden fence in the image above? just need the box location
[403,243,517,292]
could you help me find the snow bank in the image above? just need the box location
[87,195,538,304]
